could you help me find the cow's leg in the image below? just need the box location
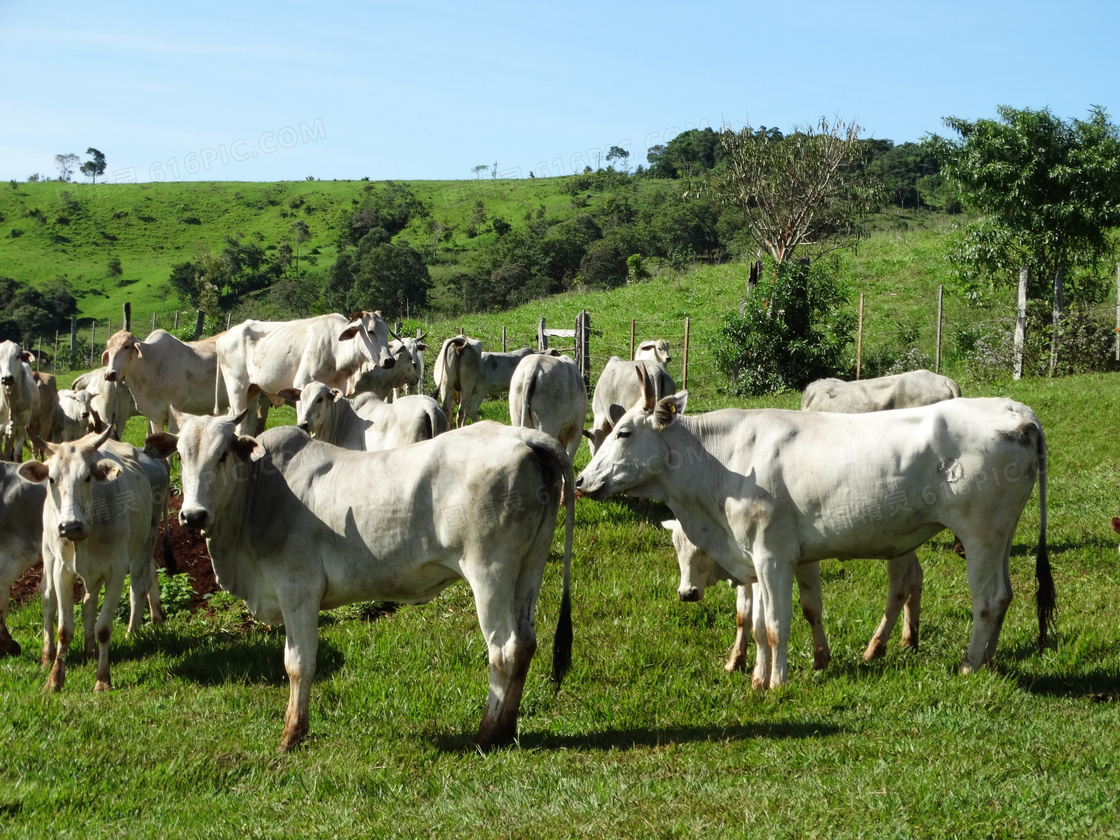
[795,562,830,670]
[278,601,319,751]
[40,549,58,666]
[0,579,19,658]
[863,551,923,661]
[44,558,75,693]
[81,580,99,662]
[725,584,752,673]
[750,583,772,689]
[146,571,165,627]
[92,567,127,692]
[471,561,540,750]
[960,533,1014,675]
[754,555,795,689]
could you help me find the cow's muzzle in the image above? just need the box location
[58,520,88,541]
[1,376,12,386]
[104,370,118,383]
[380,357,396,369]
[678,587,702,603]
[179,507,210,530]
[298,422,310,433]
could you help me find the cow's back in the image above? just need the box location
[802,370,961,413]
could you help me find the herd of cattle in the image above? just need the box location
[0,312,1055,750]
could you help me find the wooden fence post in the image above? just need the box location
[122,302,131,333]
[70,316,77,360]
[90,321,96,365]
[682,317,691,391]
[152,312,157,334]
[629,319,636,360]
[194,311,205,341]
[1013,266,1028,380]
[502,326,507,352]
[173,311,180,331]
[1049,267,1064,376]
[856,293,864,380]
[575,310,591,389]
[53,331,58,371]
[537,318,547,352]
[36,336,42,372]
[935,285,944,374]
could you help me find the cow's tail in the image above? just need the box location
[520,367,539,430]
[1035,420,1054,650]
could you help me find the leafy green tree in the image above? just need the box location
[693,117,882,264]
[606,146,631,171]
[715,259,853,395]
[80,148,107,184]
[646,128,723,178]
[346,241,431,320]
[934,105,1120,298]
[338,181,429,247]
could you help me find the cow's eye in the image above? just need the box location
[84,475,91,483]
[617,429,632,439]
[219,451,228,464]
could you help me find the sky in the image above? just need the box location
[2,0,1118,184]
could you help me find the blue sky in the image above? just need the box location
[2,0,1118,184]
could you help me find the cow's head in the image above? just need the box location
[662,519,733,602]
[636,339,671,365]
[0,340,32,387]
[280,381,341,437]
[339,310,395,370]
[18,427,116,541]
[575,366,688,501]
[102,330,141,382]
[146,408,264,531]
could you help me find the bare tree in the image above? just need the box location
[54,153,80,182]
[690,117,881,264]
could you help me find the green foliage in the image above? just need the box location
[715,259,854,395]
[0,275,77,346]
[645,127,724,178]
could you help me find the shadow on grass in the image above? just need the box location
[167,634,344,686]
[430,719,843,754]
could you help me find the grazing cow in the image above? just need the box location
[72,367,137,440]
[103,330,269,436]
[282,381,448,451]
[635,339,672,365]
[801,369,962,414]
[0,461,46,657]
[586,357,675,455]
[575,369,1053,689]
[18,429,174,692]
[509,353,587,463]
[215,311,395,431]
[433,336,533,427]
[52,389,99,442]
[146,411,574,751]
[349,334,428,400]
[27,371,59,457]
[0,341,40,461]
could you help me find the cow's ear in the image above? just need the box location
[133,342,144,359]
[608,403,626,426]
[653,391,688,429]
[18,461,49,483]
[144,432,179,460]
[101,350,110,366]
[89,460,121,482]
[277,388,302,402]
[330,389,342,401]
[232,435,266,463]
[660,519,678,532]
[338,326,360,341]
[19,350,34,363]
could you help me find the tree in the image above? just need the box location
[79,148,106,184]
[691,117,882,264]
[646,128,723,178]
[934,105,1120,298]
[54,153,79,182]
[472,164,488,180]
[346,241,431,320]
[606,146,630,171]
[290,219,310,278]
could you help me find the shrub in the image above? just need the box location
[715,259,854,396]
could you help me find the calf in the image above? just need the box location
[0,461,46,657]
[283,381,448,451]
[72,367,137,440]
[52,389,99,442]
[635,339,672,365]
[0,341,39,461]
[18,429,174,692]
[349,334,428,399]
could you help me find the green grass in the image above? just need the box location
[3,372,1120,838]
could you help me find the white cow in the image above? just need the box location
[433,335,534,428]
[0,461,46,657]
[102,329,269,436]
[0,341,40,461]
[146,411,574,751]
[575,369,1053,690]
[18,429,174,692]
[216,311,395,431]
[635,339,672,365]
[72,367,136,440]
[349,334,428,400]
[801,369,962,414]
[282,381,448,451]
[27,371,59,458]
[586,357,675,455]
[52,389,99,442]
[509,353,587,463]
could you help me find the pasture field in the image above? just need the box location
[2,371,1120,838]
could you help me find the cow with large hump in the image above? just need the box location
[281,381,448,451]
[433,335,534,428]
[18,429,174,692]
[0,461,46,657]
[102,329,268,436]
[801,369,962,414]
[586,356,674,455]
[575,367,1053,690]
[508,353,588,464]
[215,311,395,432]
[146,411,574,751]
[0,340,40,462]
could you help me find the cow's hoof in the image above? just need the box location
[862,639,886,662]
[93,679,112,693]
[0,637,21,658]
